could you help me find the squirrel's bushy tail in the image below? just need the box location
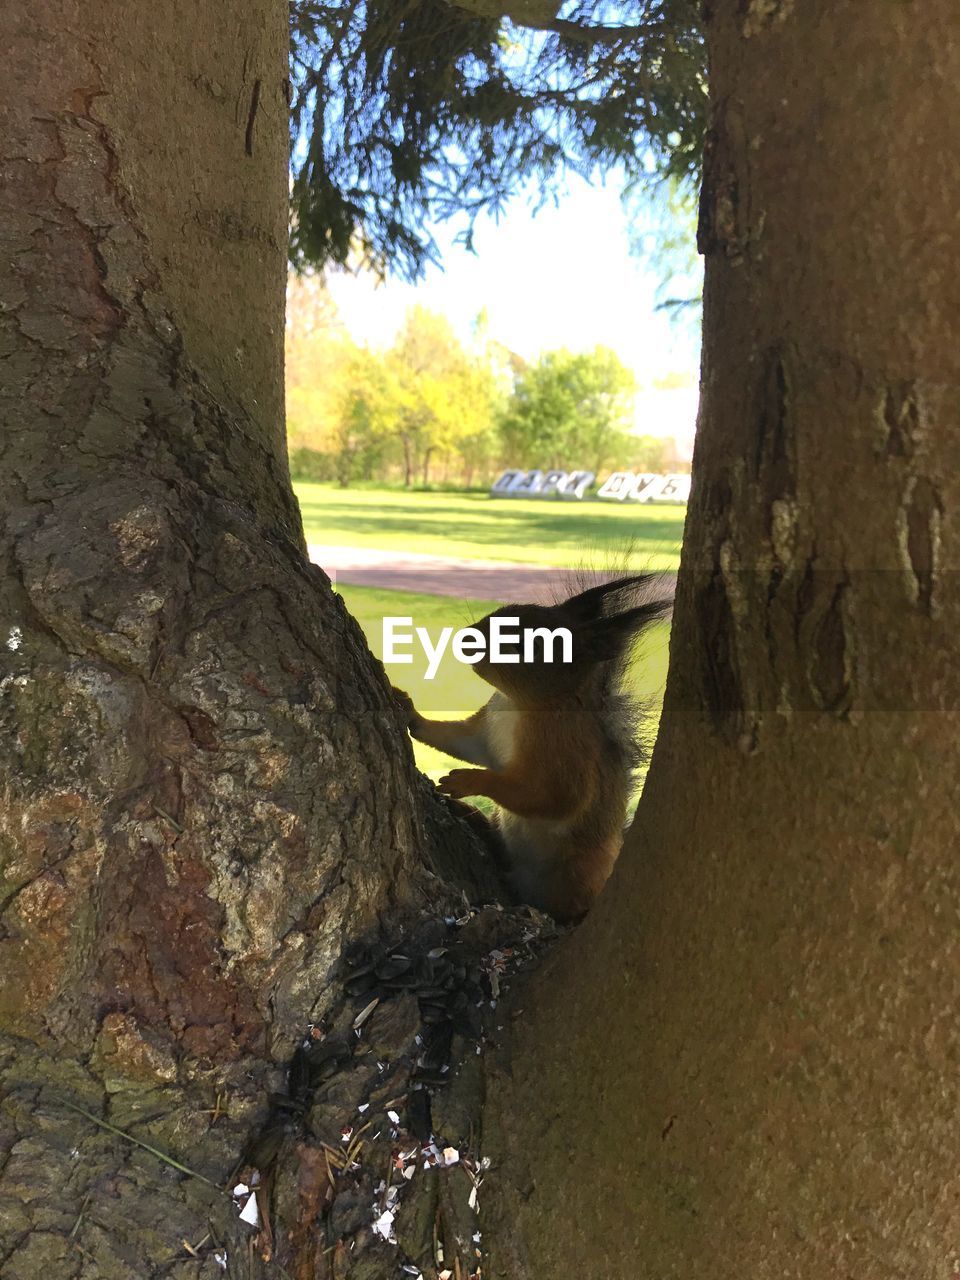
[559,568,674,769]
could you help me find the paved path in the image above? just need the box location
[307,544,599,603]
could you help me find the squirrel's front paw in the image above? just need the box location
[437,769,477,800]
[391,686,418,729]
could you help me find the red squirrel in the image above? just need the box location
[395,574,670,921]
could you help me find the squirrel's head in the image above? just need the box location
[470,573,671,703]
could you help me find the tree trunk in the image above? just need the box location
[399,434,414,488]
[486,4,960,1276]
[0,3,493,1274]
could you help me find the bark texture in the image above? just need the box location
[487,3,960,1276]
[0,2,494,1274]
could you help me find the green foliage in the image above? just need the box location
[626,174,702,321]
[629,434,669,472]
[287,291,509,487]
[289,445,337,482]
[330,345,400,485]
[499,347,636,472]
[375,306,507,486]
[289,0,706,279]
[285,272,352,458]
[285,283,685,488]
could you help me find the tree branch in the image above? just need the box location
[443,0,651,44]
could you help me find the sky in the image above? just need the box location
[324,173,702,392]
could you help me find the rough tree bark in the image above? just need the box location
[6,0,958,1277]
[485,3,960,1276]
[0,3,495,1275]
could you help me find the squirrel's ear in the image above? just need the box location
[564,573,661,622]
[576,598,672,662]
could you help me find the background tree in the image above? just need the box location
[458,310,516,487]
[285,272,349,479]
[285,301,510,489]
[626,432,668,472]
[386,307,502,486]
[499,346,636,471]
[328,344,398,485]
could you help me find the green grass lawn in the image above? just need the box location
[297,483,685,571]
[337,582,671,783]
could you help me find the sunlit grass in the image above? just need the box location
[297,483,684,571]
